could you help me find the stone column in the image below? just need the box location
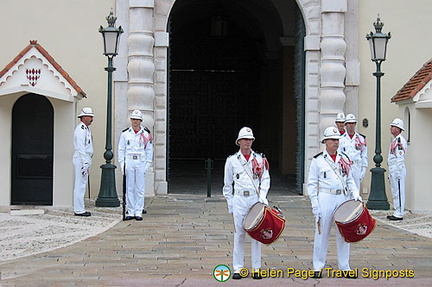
[128,0,155,195]
[319,0,347,131]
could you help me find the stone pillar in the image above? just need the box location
[128,0,156,195]
[319,0,347,131]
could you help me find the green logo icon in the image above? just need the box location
[213,264,231,282]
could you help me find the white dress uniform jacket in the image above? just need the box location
[307,150,360,271]
[388,134,407,218]
[222,150,270,273]
[73,122,93,213]
[118,126,153,217]
[339,132,368,189]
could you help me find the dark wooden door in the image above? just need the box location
[169,18,261,160]
[11,94,54,205]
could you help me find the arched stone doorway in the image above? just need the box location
[11,93,54,205]
[167,0,305,194]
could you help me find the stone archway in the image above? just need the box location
[118,0,359,195]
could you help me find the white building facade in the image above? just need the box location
[1,0,431,211]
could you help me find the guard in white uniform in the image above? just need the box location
[335,112,346,135]
[222,127,270,280]
[339,114,368,189]
[387,118,407,220]
[73,107,94,217]
[308,127,362,278]
[118,110,153,221]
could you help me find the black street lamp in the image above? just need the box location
[366,16,391,210]
[96,11,123,207]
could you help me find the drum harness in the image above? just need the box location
[237,155,283,214]
[237,154,261,198]
[322,154,348,196]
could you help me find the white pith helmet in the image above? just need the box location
[321,126,341,143]
[130,109,143,120]
[77,107,95,118]
[236,127,255,146]
[335,112,346,123]
[390,118,405,131]
[345,113,357,124]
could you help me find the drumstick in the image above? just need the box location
[345,203,363,222]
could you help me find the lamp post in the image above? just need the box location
[96,11,123,207]
[365,16,390,210]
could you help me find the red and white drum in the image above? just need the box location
[334,199,376,243]
[243,202,286,244]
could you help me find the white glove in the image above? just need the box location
[360,167,366,181]
[259,196,268,205]
[119,162,125,175]
[353,194,363,202]
[312,205,321,222]
[228,204,233,214]
[81,164,89,177]
[144,162,151,173]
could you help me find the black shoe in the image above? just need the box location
[311,271,322,278]
[135,216,143,221]
[232,273,242,280]
[124,215,135,221]
[387,215,403,221]
[252,273,262,280]
[142,209,147,214]
[344,270,358,279]
[74,211,91,217]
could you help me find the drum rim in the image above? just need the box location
[243,202,266,231]
[334,199,363,224]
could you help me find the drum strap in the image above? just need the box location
[324,155,347,195]
[237,154,261,197]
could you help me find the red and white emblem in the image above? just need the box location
[26,68,41,86]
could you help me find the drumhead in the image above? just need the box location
[334,200,363,224]
[244,202,265,230]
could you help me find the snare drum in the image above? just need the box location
[243,202,286,244]
[334,199,376,243]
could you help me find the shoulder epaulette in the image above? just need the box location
[359,133,366,138]
[143,126,151,133]
[313,152,323,158]
[122,127,129,132]
[253,151,266,158]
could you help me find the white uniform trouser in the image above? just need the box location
[232,194,261,272]
[73,155,89,213]
[313,192,351,271]
[125,157,146,217]
[389,167,406,218]
[351,162,362,190]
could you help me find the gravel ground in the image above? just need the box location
[0,198,430,262]
[369,209,432,239]
[0,200,121,262]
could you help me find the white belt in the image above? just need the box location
[234,190,256,196]
[127,153,143,160]
[320,188,343,195]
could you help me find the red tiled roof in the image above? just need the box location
[391,59,432,102]
[0,40,86,97]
